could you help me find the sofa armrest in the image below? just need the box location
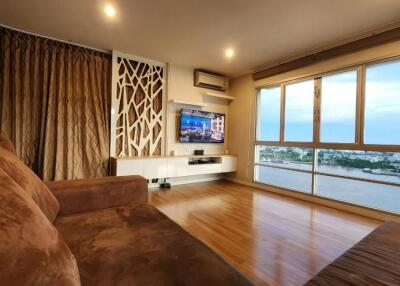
[46,175,148,215]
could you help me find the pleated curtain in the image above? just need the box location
[0,27,111,180]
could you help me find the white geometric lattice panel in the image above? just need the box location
[111,51,165,157]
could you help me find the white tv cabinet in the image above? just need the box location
[111,155,237,180]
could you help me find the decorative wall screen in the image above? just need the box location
[111,51,165,157]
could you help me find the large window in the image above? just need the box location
[256,146,313,171]
[364,60,400,145]
[320,70,357,143]
[316,149,400,184]
[255,146,313,193]
[255,165,312,194]
[315,176,400,213]
[257,86,281,141]
[284,80,314,142]
[255,60,400,214]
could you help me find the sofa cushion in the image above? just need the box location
[0,168,80,286]
[46,175,148,215]
[55,204,254,286]
[0,146,59,222]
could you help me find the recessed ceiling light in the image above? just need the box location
[104,5,116,17]
[225,48,234,58]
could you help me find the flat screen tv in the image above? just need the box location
[179,109,225,143]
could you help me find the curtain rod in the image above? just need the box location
[0,23,111,54]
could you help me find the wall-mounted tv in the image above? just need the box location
[179,109,225,143]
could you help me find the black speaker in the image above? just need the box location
[194,149,204,155]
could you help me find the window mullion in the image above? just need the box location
[356,65,366,146]
[254,89,260,141]
[279,83,286,143]
[311,148,318,195]
[313,78,321,144]
[312,78,321,196]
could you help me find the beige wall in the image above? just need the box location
[227,74,255,182]
[228,39,400,183]
[166,63,230,156]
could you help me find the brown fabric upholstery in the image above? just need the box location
[0,134,16,154]
[0,134,252,285]
[0,168,80,286]
[55,204,254,286]
[46,175,148,215]
[0,146,59,222]
[305,221,400,286]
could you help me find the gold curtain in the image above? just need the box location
[0,27,111,181]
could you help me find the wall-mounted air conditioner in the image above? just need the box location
[194,70,228,92]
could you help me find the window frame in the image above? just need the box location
[362,58,400,146]
[319,69,359,144]
[253,56,400,214]
[256,85,281,141]
[283,79,316,143]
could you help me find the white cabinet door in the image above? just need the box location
[143,158,168,179]
[221,156,237,172]
[116,159,144,176]
[187,163,222,176]
[167,158,189,177]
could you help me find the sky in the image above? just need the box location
[258,60,400,144]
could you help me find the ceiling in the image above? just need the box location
[1,0,400,77]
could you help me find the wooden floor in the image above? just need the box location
[149,180,381,286]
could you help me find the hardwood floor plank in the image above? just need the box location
[149,180,380,286]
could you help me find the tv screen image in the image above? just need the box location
[180,109,225,143]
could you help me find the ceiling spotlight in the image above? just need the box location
[104,5,116,17]
[225,49,234,58]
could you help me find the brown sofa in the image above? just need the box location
[0,135,254,286]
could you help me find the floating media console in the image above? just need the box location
[111,155,237,180]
